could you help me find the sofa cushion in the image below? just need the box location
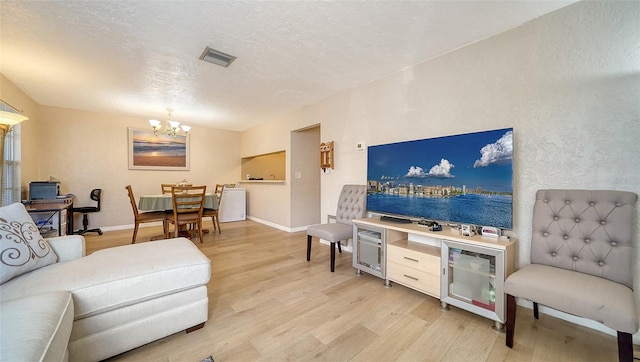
[0,203,58,284]
[0,237,211,320]
[0,291,74,362]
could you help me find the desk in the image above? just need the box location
[24,198,75,237]
[138,194,218,212]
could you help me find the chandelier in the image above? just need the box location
[148,108,191,137]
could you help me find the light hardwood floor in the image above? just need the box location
[83,220,633,362]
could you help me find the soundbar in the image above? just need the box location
[380,215,412,224]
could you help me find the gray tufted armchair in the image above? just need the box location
[505,189,638,362]
[307,185,367,272]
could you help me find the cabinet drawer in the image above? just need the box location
[387,244,440,274]
[387,262,440,297]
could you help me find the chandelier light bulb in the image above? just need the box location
[148,109,190,137]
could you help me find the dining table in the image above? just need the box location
[138,193,219,212]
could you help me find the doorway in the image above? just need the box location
[290,125,320,228]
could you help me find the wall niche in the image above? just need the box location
[241,150,285,181]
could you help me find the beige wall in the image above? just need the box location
[242,0,640,260]
[1,98,241,229]
[239,0,640,339]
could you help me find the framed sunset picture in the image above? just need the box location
[128,128,190,170]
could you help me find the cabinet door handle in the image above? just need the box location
[403,256,419,263]
[403,274,419,281]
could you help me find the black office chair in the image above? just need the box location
[73,188,103,235]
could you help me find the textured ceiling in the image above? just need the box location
[0,1,576,131]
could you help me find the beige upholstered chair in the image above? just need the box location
[505,189,638,362]
[306,185,367,272]
[165,185,206,243]
[203,184,224,233]
[125,185,167,244]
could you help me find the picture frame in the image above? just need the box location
[128,127,190,170]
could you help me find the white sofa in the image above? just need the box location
[0,203,211,362]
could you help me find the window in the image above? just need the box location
[2,124,21,206]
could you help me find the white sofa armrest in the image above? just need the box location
[46,235,86,262]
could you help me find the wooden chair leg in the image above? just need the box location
[533,302,539,319]
[617,331,633,362]
[337,241,342,254]
[215,215,221,234]
[306,235,312,261]
[196,222,202,243]
[506,294,516,348]
[330,242,336,272]
[132,223,139,244]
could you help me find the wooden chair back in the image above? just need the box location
[126,185,141,217]
[167,185,207,243]
[162,183,192,194]
[214,184,225,205]
[171,185,206,215]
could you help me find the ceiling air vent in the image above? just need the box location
[199,47,236,67]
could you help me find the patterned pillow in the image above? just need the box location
[0,203,58,284]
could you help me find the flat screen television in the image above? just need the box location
[367,128,513,229]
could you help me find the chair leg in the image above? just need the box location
[162,221,167,239]
[617,331,633,362]
[533,302,539,319]
[306,235,312,261]
[330,242,336,272]
[337,241,342,254]
[215,215,221,234]
[505,294,516,348]
[132,223,139,244]
[198,222,204,243]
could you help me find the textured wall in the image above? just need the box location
[241,0,639,338]
[31,106,241,229]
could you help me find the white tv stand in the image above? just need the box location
[353,217,516,330]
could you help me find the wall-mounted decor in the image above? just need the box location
[128,127,190,170]
[320,141,334,171]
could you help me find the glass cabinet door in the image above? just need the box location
[441,240,505,324]
[352,224,385,279]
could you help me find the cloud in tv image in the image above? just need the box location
[367,128,513,229]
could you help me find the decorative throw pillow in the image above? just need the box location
[0,203,57,284]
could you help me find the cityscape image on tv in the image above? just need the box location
[367,128,513,229]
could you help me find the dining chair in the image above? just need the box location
[203,184,224,233]
[307,185,367,272]
[161,183,192,194]
[161,184,173,194]
[125,185,167,244]
[165,185,207,243]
